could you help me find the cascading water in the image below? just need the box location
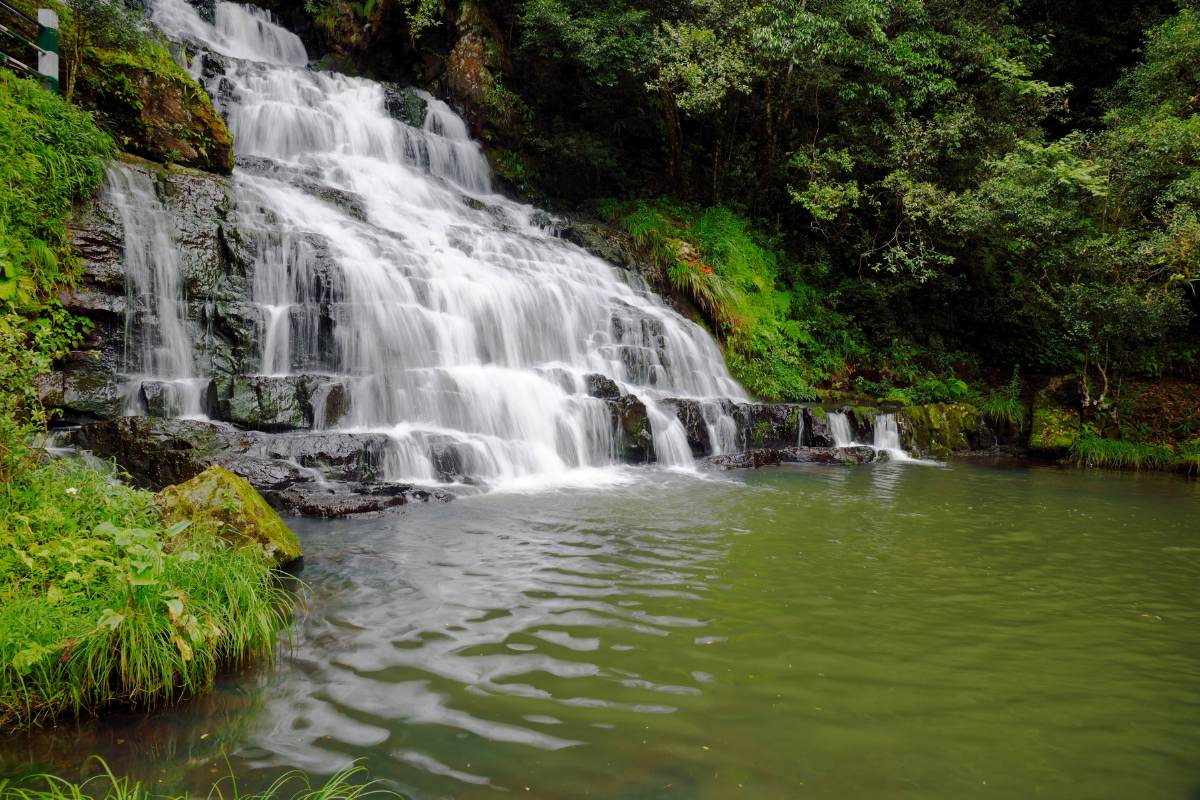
[872,413,911,462]
[108,165,207,419]
[827,412,855,448]
[129,0,747,484]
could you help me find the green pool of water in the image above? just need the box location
[5,460,1199,798]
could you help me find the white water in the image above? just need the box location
[130,0,747,484]
[107,165,207,419]
[872,413,912,462]
[827,411,855,448]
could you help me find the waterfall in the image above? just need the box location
[107,165,207,419]
[128,0,748,484]
[872,413,911,462]
[827,412,855,448]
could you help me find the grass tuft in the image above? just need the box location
[0,758,399,799]
[0,453,291,729]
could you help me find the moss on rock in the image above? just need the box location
[1029,378,1080,453]
[77,46,234,174]
[899,403,982,457]
[156,466,302,565]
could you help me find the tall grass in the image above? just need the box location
[1069,428,1200,473]
[981,367,1024,430]
[0,453,291,729]
[0,760,399,799]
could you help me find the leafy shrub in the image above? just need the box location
[0,318,288,729]
[981,367,1024,429]
[0,452,290,728]
[0,73,114,307]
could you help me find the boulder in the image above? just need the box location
[76,49,234,174]
[584,373,621,400]
[899,403,992,457]
[383,84,429,128]
[36,352,125,423]
[227,375,311,431]
[156,465,302,565]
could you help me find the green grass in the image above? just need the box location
[0,451,290,729]
[1069,428,1200,473]
[604,200,862,401]
[0,760,399,799]
[0,71,115,308]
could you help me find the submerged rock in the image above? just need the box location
[260,482,450,518]
[156,465,302,565]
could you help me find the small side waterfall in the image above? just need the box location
[827,412,855,448]
[107,165,207,419]
[872,413,911,462]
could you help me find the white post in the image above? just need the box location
[36,7,57,94]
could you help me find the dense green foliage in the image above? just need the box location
[0,317,287,729]
[0,73,113,307]
[365,0,1199,409]
[0,761,396,799]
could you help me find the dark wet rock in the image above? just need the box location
[253,431,394,483]
[805,408,835,447]
[383,84,428,128]
[36,351,125,423]
[585,373,621,400]
[183,0,216,24]
[226,375,311,431]
[729,402,803,450]
[261,481,451,518]
[663,398,713,457]
[75,416,451,518]
[608,395,654,463]
[139,379,216,419]
[76,416,253,488]
[706,445,876,470]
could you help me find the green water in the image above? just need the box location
[4,460,1200,798]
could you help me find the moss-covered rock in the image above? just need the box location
[899,403,985,457]
[1028,377,1080,454]
[77,46,234,174]
[156,466,302,565]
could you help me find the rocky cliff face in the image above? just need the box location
[46,161,1011,512]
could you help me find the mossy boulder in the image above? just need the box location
[77,47,234,174]
[899,403,985,457]
[156,466,302,565]
[1029,377,1080,454]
